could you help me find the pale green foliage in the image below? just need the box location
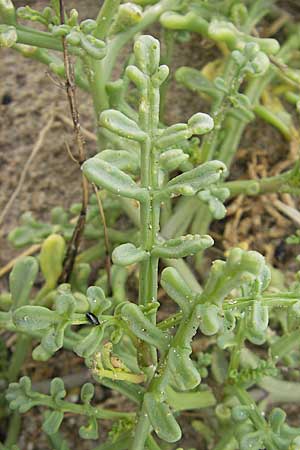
[2,1,300,450]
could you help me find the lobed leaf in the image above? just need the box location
[187,112,214,135]
[96,149,139,173]
[42,410,64,435]
[168,347,201,391]
[99,110,146,142]
[160,267,195,316]
[74,326,104,358]
[121,303,169,351]
[162,160,226,198]
[134,35,160,76]
[152,234,213,259]
[112,243,148,266]
[144,393,182,443]
[175,67,221,100]
[13,305,58,331]
[159,149,189,172]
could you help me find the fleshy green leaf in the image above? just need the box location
[82,157,147,201]
[99,110,146,142]
[13,305,57,331]
[162,160,226,198]
[152,234,213,259]
[112,243,148,266]
[50,377,66,403]
[109,3,142,35]
[199,304,221,336]
[74,326,104,358]
[175,67,221,100]
[80,34,106,59]
[86,286,110,315]
[160,267,195,316]
[0,24,17,47]
[9,257,39,309]
[159,149,189,171]
[39,234,66,288]
[42,410,64,435]
[156,123,190,149]
[79,416,99,440]
[97,149,139,173]
[144,393,182,443]
[168,347,201,391]
[134,35,160,76]
[80,383,94,403]
[187,112,214,135]
[121,303,169,351]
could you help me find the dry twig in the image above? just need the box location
[58,0,89,282]
[0,244,41,278]
[58,0,111,284]
[273,199,300,227]
[56,112,97,142]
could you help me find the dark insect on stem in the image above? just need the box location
[86,312,100,326]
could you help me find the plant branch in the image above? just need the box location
[58,0,89,283]
[92,183,112,294]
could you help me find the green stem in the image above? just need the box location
[159,29,175,122]
[0,311,79,349]
[89,59,110,117]
[4,411,21,448]
[92,434,132,450]
[166,387,216,411]
[12,45,89,91]
[37,394,135,420]
[161,197,198,239]
[15,25,62,51]
[129,403,152,450]
[146,435,162,450]
[118,197,202,292]
[190,36,300,272]
[102,0,173,78]
[253,103,293,141]
[271,329,300,359]
[259,376,300,403]
[227,318,245,378]
[47,432,71,450]
[225,168,300,197]
[201,58,238,163]
[157,293,300,331]
[94,0,121,40]
[232,386,276,449]
[213,432,237,450]
[139,83,160,307]
[7,335,31,382]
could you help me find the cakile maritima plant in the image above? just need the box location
[3,1,300,450]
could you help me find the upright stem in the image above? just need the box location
[89,59,110,119]
[94,0,121,40]
[201,58,237,163]
[139,81,160,307]
[227,318,245,378]
[191,38,299,272]
[232,386,277,450]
